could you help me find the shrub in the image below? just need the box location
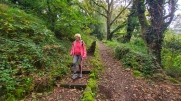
[114,45,130,59]
[104,40,119,48]
[133,38,145,47]
[161,33,181,81]
[165,66,181,78]
[133,70,143,77]
[114,45,156,75]
[162,34,181,68]
[169,77,180,84]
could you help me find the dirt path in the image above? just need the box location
[23,54,94,101]
[96,42,181,101]
[23,41,181,101]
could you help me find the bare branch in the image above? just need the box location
[163,0,178,27]
[110,21,126,35]
[163,0,177,19]
[93,8,107,18]
[110,0,132,26]
[92,0,108,13]
[83,0,107,18]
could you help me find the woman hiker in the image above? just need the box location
[70,33,87,79]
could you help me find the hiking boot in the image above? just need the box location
[72,74,77,79]
[79,74,82,78]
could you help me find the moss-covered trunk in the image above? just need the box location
[107,18,111,40]
[136,0,177,67]
[137,0,163,65]
[143,27,164,65]
[106,0,113,40]
[122,0,137,43]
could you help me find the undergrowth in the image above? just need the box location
[0,4,72,100]
[104,39,155,76]
[104,34,181,82]
[162,32,181,81]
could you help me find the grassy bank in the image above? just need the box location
[81,41,103,101]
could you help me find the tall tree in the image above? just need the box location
[121,0,138,43]
[136,0,178,66]
[86,0,132,40]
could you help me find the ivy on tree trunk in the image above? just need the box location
[122,0,138,43]
[136,0,177,66]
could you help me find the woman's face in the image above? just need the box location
[75,36,80,41]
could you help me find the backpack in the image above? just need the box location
[73,40,84,47]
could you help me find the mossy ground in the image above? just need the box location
[81,41,103,101]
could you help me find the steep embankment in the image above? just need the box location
[0,4,71,100]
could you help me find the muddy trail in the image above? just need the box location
[23,42,181,101]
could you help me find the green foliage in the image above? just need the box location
[82,87,94,101]
[89,41,103,71]
[133,70,143,77]
[4,0,96,39]
[88,78,98,92]
[6,94,15,101]
[81,34,96,49]
[90,70,98,80]
[81,75,97,101]
[165,67,181,78]
[82,41,102,101]
[0,4,71,100]
[114,45,130,59]
[90,14,106,40]
[162,32,181,68]
[103,40,119,48]
[82,72,97,100]
[161,32,181,81]
[105,30,181,81]
[52,1,95,39]
[80,0,107,40]
[0,0,97,100]
[132,38,145,47]
[104,40,156,75]
[169,77,180,84]
[55,7,93,39]
[50,65,69,81]
[14,88,25,98]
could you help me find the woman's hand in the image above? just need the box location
[82,55,86,60]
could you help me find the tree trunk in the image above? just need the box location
[107,17,111,40]
[136,0,162,66]
[121,15,136,43]
[122,0,137,43]
[106,0,113,40]
[143,27,164,65]
[136,0,177,66]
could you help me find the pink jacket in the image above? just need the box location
[70,40,87,60]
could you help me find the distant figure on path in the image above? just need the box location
[70,33,87,79]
